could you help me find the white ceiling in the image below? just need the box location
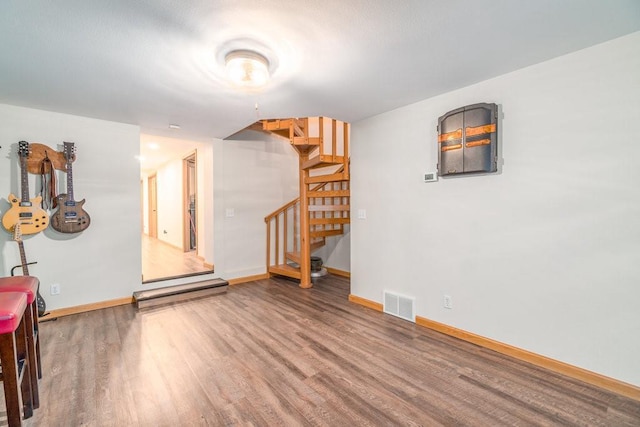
[1,0,639,146]
[139,133,200,174]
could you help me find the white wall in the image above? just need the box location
[0,104,141,309]
[156,157,184,248]
[351,32,640,387]
[141,172,149,235]
[213,130,299,279]
[198,143,214,265]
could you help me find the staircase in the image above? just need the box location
[263,117,350,288]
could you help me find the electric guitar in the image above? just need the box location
[2,141,50,234]
[51,141,90,233]
[12,223,47,317]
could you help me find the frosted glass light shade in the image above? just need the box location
[225,50,270,88]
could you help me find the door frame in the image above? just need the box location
[148,173,158,238]
[182,151,197,253]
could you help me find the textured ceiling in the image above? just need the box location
[1,0,639,143]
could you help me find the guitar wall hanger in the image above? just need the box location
[25,143,70,173]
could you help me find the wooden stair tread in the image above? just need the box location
[285,251,301,264]
[262,119,294,140]
[269,264,301,279]
[286,239,326,263]
[306,172,349,184]
[308,189,350,198]
[263,119,293,131]
[309,217,350,225]
[310,229,344,238]
[302,155,346,170]
[292,136,321,146]
[308,204,350,212]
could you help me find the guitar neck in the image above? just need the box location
[17,241,30,276]
[66,160,74,200]
[20,155,30,204]
[63,142,76,201]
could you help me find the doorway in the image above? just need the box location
[140,143,213,283]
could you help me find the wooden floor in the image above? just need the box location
[13,276,640,426]
[141,234,212,282]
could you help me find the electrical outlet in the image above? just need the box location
[443,294,452,309]
[50,283,61,295]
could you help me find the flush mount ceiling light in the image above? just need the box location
[225,50,270,88]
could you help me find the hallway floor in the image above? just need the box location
[141,234,212,282]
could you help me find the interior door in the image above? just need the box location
[148,174,158,238]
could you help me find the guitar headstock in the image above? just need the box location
[18,141,30,158]
[63,141,76,162]
[12,223,23,243]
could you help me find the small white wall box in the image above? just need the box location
[424,172,438,182]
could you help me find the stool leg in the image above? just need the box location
[16,317,33,419]
[24,303,40,408]
[32,303,42,379]
[0,332,24,427]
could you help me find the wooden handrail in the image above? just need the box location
[264,165,346,223]
[264,198,299,222]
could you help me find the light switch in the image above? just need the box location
[357,209,366,219]
[225,208,235,218]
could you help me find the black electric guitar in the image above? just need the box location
[51,142,90,233]
[2,141,50,234]
[12,223,47,317]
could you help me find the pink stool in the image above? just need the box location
[0,291,33,426]
[0,276,41,409]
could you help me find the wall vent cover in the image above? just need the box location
[383,291,415,322]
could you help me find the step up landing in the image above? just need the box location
[133,278,228,309]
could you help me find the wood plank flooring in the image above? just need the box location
[13,275,640,426]
[142,234,212,282]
